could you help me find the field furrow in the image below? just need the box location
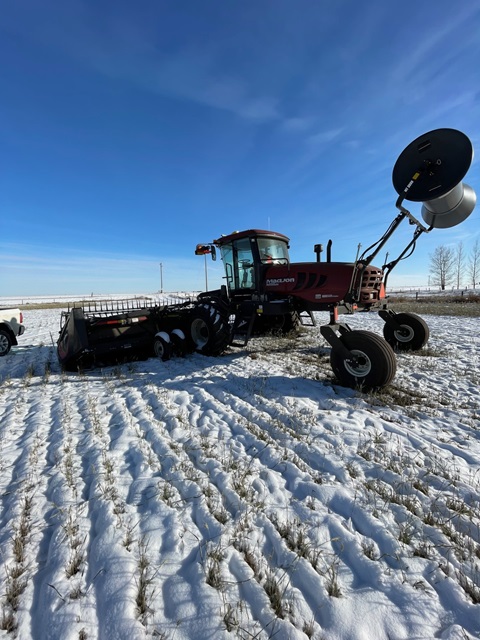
[0,309,479,639]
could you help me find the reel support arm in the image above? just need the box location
[350,123,478,300]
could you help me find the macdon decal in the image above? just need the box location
[266,278,295,286]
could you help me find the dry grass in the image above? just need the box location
[389,295,480,317]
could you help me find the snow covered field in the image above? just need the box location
[0,308,479,639]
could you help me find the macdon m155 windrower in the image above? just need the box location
[57,128,476,390]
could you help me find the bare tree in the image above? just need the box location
[429,245,455,291]
[468,238,480,289]
[455,241,465,289]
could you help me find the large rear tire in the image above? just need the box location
[330,330,397,390]
[383,312,429,351]
[188,304,231,356]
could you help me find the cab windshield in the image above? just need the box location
[219,235,290,292]
[257,238,290,264]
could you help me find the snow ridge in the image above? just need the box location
[0,309,479,639]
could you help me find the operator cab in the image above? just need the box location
[212,229,290,293]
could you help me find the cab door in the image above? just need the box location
[221,237,256,292]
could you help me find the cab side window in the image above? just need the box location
[234,238,255,289]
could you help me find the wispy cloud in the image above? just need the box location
[2,1,281,124]
[282,126,349,188]
[147,48,280,121]
[389,5,480,87]
[281,116,316,133]
[307,127,345,148]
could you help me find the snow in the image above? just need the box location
[0,306,479,639]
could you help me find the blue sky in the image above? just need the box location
[1,0,479,296]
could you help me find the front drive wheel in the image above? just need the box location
[0,330,12,356]
[330,330,397,390]
[189,304,231,356]
[383,312,429,351]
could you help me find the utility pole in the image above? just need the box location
[159,263,163,293]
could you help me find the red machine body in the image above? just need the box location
[210,228,385,312]
[262,261,385,308]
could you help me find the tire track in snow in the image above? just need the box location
[0,371,67,637]
[93,375,319,637]
[2,308,479,639]
[118,339,478,640]
[68,380,150,640]
[0,384,32,534]
[137,358,480,638]
[105,380,237,636]
[46,372,230,637]
[30,375,100,640]
[119,373,359,636]
[161,368,352,499]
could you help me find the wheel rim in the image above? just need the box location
[0,334,9,354]
[191,318,209,348]
[154,340,165,358]
[394,324,414,343]
[343,349,372,377]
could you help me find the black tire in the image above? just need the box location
[330,330,397,390]
[383,312,429,351]
[188,304,231,356]
[153,335,172,361]
[254,311,301,335]
[281,311,301,333]
[170,329,187,356]
[0,329,13,356]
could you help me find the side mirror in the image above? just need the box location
[195,244,217,261]
[392,128,476,229]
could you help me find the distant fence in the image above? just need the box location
[389,286,478,297]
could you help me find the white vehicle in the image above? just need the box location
[0,308,26,356]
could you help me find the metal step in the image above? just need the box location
[230,312,257,347]
[299,310,316,327]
